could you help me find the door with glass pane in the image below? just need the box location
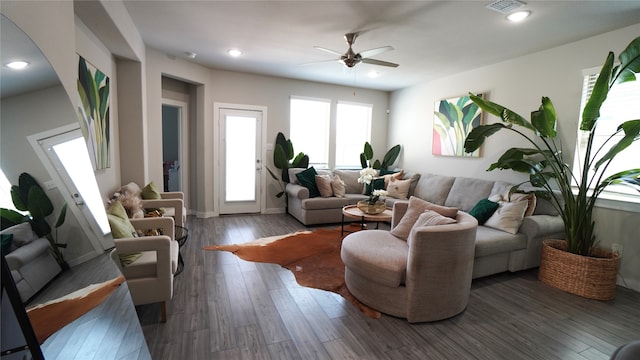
[219,108,262,214]
[37,128,112,250]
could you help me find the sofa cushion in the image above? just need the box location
[315,175,333,197]
[413,173,455,205]
[295,167,320,198]
[331,175,346,197]
[469,198,500,225]
[333,169,363,194]
[484,200,528,234]
[475,226,527,257]
[341,230,408,288]
[301,196,357,210]
[445,177,495,212]
[391,196,458,240]
[413,210,457,228]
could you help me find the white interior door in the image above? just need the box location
[219,108,262,214]
[29,125,112,252]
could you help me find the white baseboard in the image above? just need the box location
[66,251,100,267]
[263,207,285,215]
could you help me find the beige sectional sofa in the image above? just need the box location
[286,168,565,278]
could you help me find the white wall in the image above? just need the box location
[389,23,640,291]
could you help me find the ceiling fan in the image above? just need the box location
[312,33,399,68]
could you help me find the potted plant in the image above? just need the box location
[360,142,401,170]
[464,36,640,300]
[0,172,68,269]
[266,132,309,210]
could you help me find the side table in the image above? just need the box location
[341,205,392,237]
[174,225,189,276]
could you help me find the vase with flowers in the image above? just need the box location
[356,168,388,214]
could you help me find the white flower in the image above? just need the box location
[358,167,377,185]
[372,189,388,197]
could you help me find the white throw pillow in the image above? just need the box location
[331,175,346,198]
[315,175,333,198]
[386,178,412,199]
[413,210,457,228]
[484,200,528,234]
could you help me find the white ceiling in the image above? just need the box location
[123,0,640,91]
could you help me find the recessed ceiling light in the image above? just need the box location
[507,10,531,22]
[184,52,197,59]
[5,61,29,70]
[367,71,380,78]
[228,49,242,57]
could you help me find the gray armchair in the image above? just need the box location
[1,222,61,302]
[341,202,478,322]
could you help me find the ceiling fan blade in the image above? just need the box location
[361,58,399,68]
[359,45,394,59]
[313,46,343,56]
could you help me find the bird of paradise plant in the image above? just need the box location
[464,36,640,257]
[77,56,110,170]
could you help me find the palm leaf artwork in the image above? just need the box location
[433,94,483,157]
[77,56,110,170]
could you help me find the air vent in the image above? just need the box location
[486,0,525,14]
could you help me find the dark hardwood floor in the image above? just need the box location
[137,214,640,360]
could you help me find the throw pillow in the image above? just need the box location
[391,196,458,240]
[295,167,320,198]
[413,210,457,228]
[288,168,306,184]
[364,177,386,196]
[509,192,537,217]
[1,233,14,254]
[315,175,333,198]
[379,168,404,188]
[141,181,162,199]
[484,200,528,234]
[386,178,412,199]
[331,175,346,197]
[107,200,137,239]
[469,198,500,225]
[118,253,143,266]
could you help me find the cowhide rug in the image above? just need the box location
[203,226,381,318]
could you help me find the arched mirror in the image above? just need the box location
[1,14,113,255]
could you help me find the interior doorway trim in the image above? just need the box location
[161,98,189,213]
[213,102,268,216]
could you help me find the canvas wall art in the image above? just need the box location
[77,56,110,170]
[433,94,483,157]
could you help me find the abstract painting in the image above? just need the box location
[433,94,483,157]
[77,56,110,169]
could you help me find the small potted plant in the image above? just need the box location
[464,36,639,300]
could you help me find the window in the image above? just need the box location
[290,97,330,168]
[335,101,372,168]
[0,169,27,214]
[574,71,640,197]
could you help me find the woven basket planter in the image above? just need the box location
[539,239,620,300]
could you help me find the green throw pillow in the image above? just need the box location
[141,181,162,199]
[365,177,386,196]
[469,198,500,225]
[107,200,137,239]
[295,167,320,198]
[1,233,14,254]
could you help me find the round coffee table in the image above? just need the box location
[341,204,392,236]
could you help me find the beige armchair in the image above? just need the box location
[341,202,478,323]
[110,216,178,322]
[118,182,186,227]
